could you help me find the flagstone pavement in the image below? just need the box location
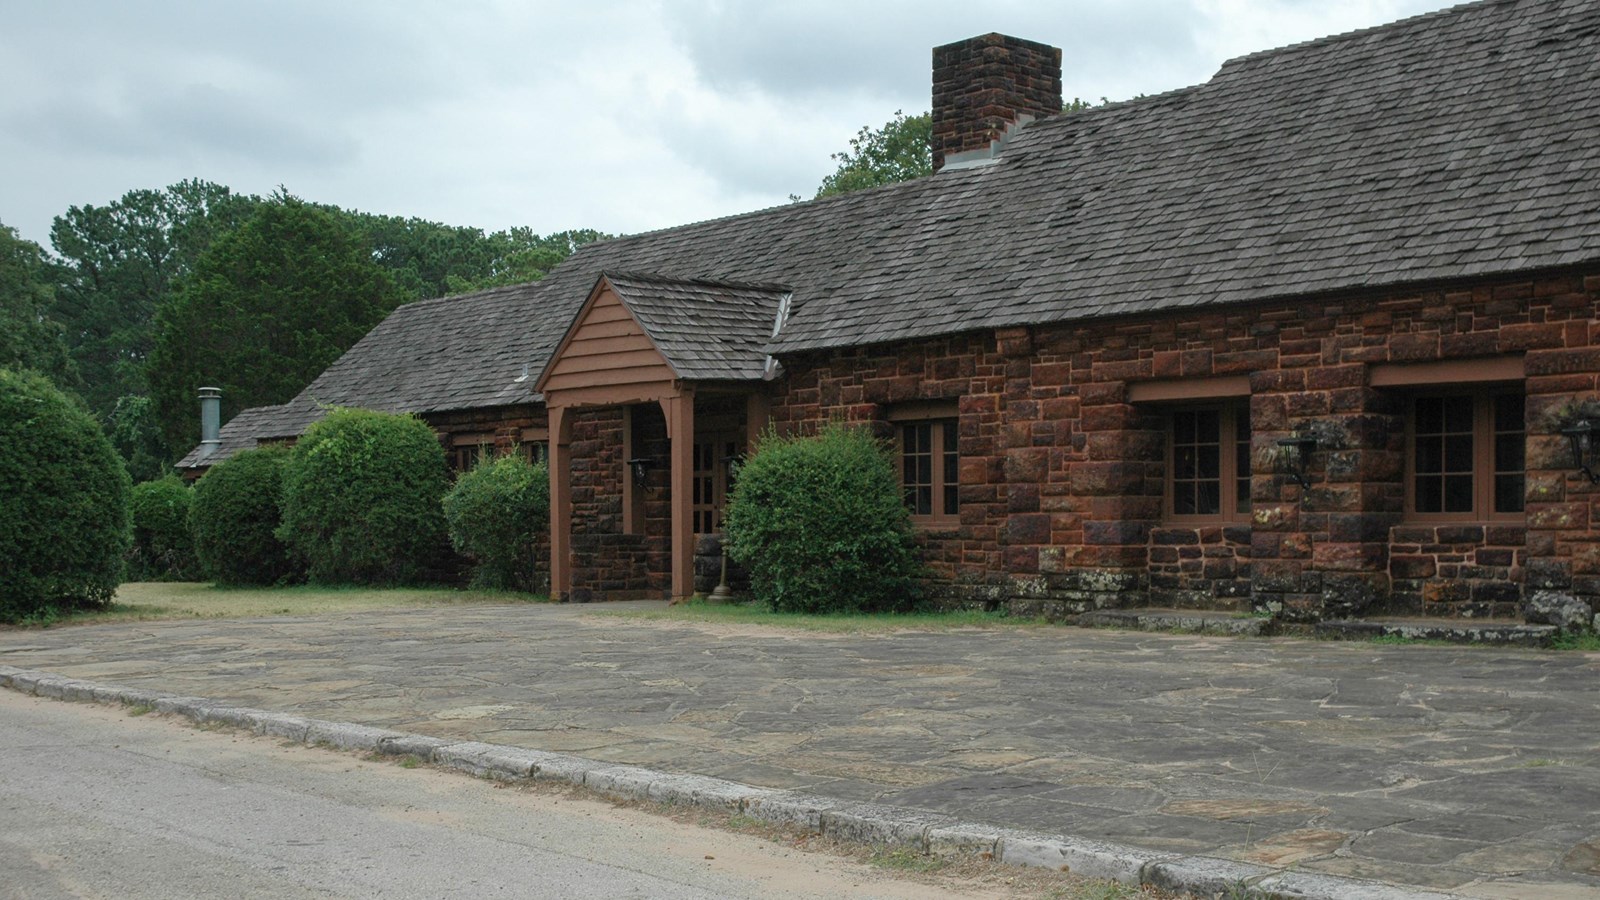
[4,602,1599,897]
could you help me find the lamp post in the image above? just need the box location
[707,454,742,604]
[1275,431,1318,489]
[1561,419,1600,484]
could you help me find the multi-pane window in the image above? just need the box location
[692,437,740,535]
[1168,405,1251,521]
[1409,393,1524,519]
[448,438,494,475]
[900,419,959,522]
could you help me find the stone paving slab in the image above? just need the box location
[2,603,1599,896]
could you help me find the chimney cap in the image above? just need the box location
[199,386,222,398]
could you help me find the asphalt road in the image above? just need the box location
[0,691,996,900]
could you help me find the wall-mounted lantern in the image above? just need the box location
[1275,431,1318,489]
[626,457,656,489]
[1561,419,1600,484]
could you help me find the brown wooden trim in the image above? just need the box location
[519,427,549,443]
[886,399,960,421]
[572,319,647,340]
[547,348,672,376]
[548,406,572,601]
[1164,402,1251,525]
[745,392,770,448]
[582,302,633,325]
[563,334,655,358]
[895,416,960,521]
[545,383,682,410]
[665,392,696,600]
[1371,356,1524,387]
[534,277,611,396]
[1402,390,1525,524]
[1129,376,1250,404]
[451,432,494,447]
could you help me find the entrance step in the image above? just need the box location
[1314,617,1557,647]
[1076,608,1268,636]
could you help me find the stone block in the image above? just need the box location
[1524,590,1592,630]
[994,828,1149,882]
[821,803,956,850]
[646,774,770,811]
[585,765,662,800]
[742,791,842,830]
[305,721,407,753]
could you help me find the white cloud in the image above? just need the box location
[0,0,1463,249]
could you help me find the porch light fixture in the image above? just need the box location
[626,457,655,489]
[1276,431,1318,490]
[707,453,745,605]
[1561,419,1600,484]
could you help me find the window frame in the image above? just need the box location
[1403,390,1525,524]
[448,433,496,475]
[1164,402,1252,525]
[890,402,961,529]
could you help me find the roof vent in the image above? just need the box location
[932,33,1063,172]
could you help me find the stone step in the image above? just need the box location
[1075,608,1268,636]
[1314,618,1557,647]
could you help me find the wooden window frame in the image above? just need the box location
[1403,390,1525,524]
[892,403,960,529]
[1164,402,1251,525]
[448,433,495,475]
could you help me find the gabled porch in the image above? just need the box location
[536,273,787,601]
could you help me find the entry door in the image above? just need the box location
[692,435,741,535]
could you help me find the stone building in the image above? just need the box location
[184,0,1600,627]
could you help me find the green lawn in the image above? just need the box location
[598,598,1048,634]
[9,582,548,628]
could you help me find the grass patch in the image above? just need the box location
[866,847,948,874]
[125,703,154,717]
[599,598,1047,634]
[5,582,549,628]
[1551,631,1600,651]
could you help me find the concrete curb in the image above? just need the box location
[0,665,1463,900]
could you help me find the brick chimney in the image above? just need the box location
[932,34,1063,172]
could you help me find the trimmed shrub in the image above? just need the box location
[277,408,449,584]
[190,445,302,585]
[724,423,920,613]
[0,368,130,621]
[126,476,201,581]
[443,452,550,591]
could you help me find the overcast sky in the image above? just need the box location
[0,0,1459,250]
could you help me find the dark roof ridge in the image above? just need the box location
[1214,0,1509,73]
[603,270,792,294]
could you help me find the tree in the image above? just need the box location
[811,100,1103,199]
[0,368,130,621]
[146,193,410,455]
[189,445,302,586]
[723,423,921,613]
[444,228,610,294]
[0,222,73,385]
[814,111,933,199]
[49,180,261,418]
[443,453,550,591]
[276,408,449,585]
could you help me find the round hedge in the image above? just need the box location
[724,423,920,613]
[443,453,549,592]
[190,445,301,585]
[0,368,130,620]
[276,408,449,585]
[126,476,200,581]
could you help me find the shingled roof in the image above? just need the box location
[545,0,1600,354]
[183,0,1600,468]
[602,273,787,381]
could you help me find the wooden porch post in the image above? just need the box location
[663,389,696,601]
[548,405,572,601]
[745,391,770,450]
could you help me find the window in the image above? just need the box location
[521,441,548,466]
[900,419,959,523]
[1408,393,1523,520]
[448,436,494,474]
[1167,404,1251,522]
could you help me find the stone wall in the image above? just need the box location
[770,267,1600,623]
[565,406,668,601]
